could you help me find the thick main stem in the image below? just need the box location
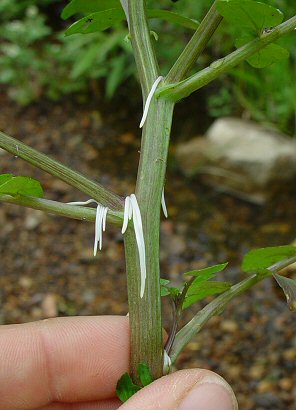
[124,0,173,379]
[125,99,175,378]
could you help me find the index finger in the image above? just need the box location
[0,316,130,409]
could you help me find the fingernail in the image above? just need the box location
[178,376,237,410]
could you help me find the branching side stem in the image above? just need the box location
[0,131,122,210]
[158,15,296,101]
[166,0,222,83]
[0,195,123,225]
[171,255,296,363]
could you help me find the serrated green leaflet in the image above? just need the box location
[61,0,120,20]
[216,0,284,34]
[183,281,231,310]
[147,10,199,30]
[116,373,141,403]
[137,363,154,387]
[184,262,228,282]
[274,274,296,311]
[242,246,296,274]
[65,9,125,36]
[0,174,43,197]
[235,35,289,68]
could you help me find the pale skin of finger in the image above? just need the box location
[40,399,121,410]
[0,316,129,410]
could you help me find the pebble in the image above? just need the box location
[220,320,239,333]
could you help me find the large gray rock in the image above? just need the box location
[176,118,296,203]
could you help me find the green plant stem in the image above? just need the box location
[128,0,158,98]
[124,0,174,379]
[166,0,222,83]
[157,15,296,101]
[170,255,296,363]
[0,194,123,225]
[0,131,122,210]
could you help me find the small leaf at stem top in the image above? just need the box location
[0,174,44,198]
[274,274,296,311]
[242,246,296,274]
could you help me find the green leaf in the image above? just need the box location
[116,373,141,403]
[147,9,200,30]
[160,278,170,286]
[137,363,154,387]
[184,263,228,283]
[274,274,296,311]
[216,0,284,34]
[65,9,125,36]
[160,278,181,298]
[235,36,289,68]
[61,0,120,20]
[242,246,296,274]
[0,174,43,197]
[183,281,231,309]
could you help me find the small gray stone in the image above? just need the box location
[175,118,296,203]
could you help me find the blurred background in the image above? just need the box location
[0,0,296,408]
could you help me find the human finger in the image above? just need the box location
[119,369,238,410]
[0,316,129,409]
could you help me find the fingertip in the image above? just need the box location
[119,369,238,410]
